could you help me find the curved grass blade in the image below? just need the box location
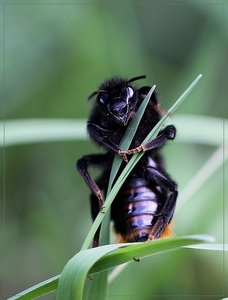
[56,244,126,300]
[57,235,213,300]
[90,234,214,274]
[7,235,216,300]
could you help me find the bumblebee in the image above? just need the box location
[77,75,178,247]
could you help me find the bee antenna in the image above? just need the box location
[86,91,98,101]
[86,89,107,101]
[128,75,146,83]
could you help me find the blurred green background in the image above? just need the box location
[1,1,227,299]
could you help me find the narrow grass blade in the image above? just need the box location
[7,275,59,300]
[142,74,203,144]
[108,73,202,190]
[177,144,228,211]
[107,85,156,191]
[185,243,228,251]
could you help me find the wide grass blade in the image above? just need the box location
[0,119,87,147]
[57,235,213,300]
[8,236,224,300]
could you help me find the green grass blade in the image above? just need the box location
[0,119,87,147]
[56,235,213,300]
[185,243,228,251]
[7,275,59,300]
[84,270,108,300]
[7,236,220,300]
[108,73,202,190]
[142,73,203,144]
[107,84,156,192]
[90,234,214,274]
[56,244,125,300]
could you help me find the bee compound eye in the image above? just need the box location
[126,86,134,98]
[121,86,134,100]
[98,92,109,106]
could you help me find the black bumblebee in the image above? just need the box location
[77,75,178,247]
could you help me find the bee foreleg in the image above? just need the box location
[76,154,110,209]
[119,125,176,155]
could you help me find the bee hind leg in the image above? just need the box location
[147,190,178,240]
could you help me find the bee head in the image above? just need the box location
[87,75,146,126]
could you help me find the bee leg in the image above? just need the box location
[119,125,176,155]
[90,174,109,247]
[88,123,128,162]
[77,154,111,247]
[143,165,178,240]
[144,166,177,192]
[147,190,178,240]
[77,153,111,210]
[90,193,101,247]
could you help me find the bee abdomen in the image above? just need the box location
[111,182,164,242]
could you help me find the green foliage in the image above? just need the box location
[5,75,227,299]
[8,236,216,300]
[1,2,228,299]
